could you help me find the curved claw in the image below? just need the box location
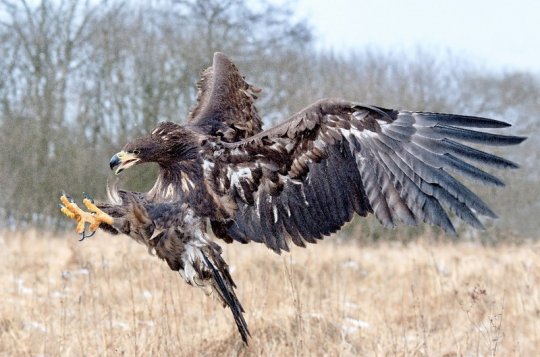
[61,191,73,202]
[62,191,74,203]
[83,192,94,204]
[84,229,96,239]
[79,228,96,241]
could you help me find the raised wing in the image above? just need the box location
[205,98,525,253]
[187,52,263,142]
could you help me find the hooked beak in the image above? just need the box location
[109,151,141,175]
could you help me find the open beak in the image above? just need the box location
[109,151,141,175]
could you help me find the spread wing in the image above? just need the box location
[187,52,263,142]
[206,98,525,253]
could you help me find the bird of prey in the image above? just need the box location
[60,52,525,343]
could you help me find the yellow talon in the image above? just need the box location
[60,206,77,219]
[59,194,114,236]
[83,197,98,211]
[83,197,113,229]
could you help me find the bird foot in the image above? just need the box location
[59,193,113,241]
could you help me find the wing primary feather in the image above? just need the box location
[412,113,514,128]
[442,153,505,186]
[362,170,394,227]
[369,150,415,225]
[393,145,497,218]
[412,137,520,169]
[363,130,489,228]
[356,147,395,227]
[418,125,526,146]
[404,143,505,186]
[420,192,457,235]
[378,151,483,229]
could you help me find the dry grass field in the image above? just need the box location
[0,230,539,356]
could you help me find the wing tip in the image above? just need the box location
[477,117,512,128]
[512,135,528,145]
[495,120,512,128]
[213,52,234,68]
[213,51,227,60]
[418,113,518,129]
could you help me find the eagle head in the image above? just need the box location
[109,122,201,174]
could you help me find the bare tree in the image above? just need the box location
[0,0,313,226]
[0,0,109,222]
[0,0,537,239]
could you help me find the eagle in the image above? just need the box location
[60,52,525,343]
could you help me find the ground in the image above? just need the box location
[0,230,539,356]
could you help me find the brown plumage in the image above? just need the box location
[60,52,526,344]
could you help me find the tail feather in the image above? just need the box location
[202,253,251,344]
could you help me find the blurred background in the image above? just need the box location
[1,2,539,355]
[0,0,538,241]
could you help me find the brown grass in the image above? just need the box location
[0,230,539,356]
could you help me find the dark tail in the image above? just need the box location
[201,252,250,344]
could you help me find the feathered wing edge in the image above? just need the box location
[209,100,526,253]
[187,52,263,142]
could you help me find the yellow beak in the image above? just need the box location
[109,151,140,175]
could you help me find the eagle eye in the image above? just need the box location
[133,149,141,155]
